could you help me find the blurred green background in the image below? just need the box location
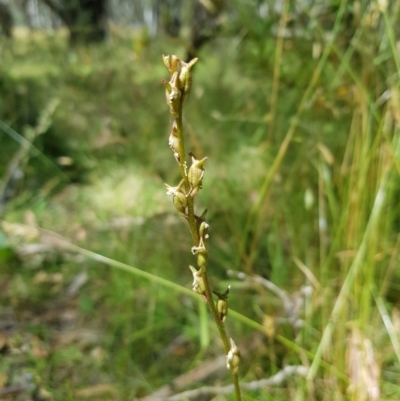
[0,0,400,400]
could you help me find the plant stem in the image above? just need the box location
[203,260,242,399]
[178,108,243,401]
[176,99,233,356]
[163,56,242,401]
[175,108,230,352]
[175,111,199,244]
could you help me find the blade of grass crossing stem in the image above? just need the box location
[40,227,348,380]
[198,297,210,350]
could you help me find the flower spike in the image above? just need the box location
[161,55,242,397]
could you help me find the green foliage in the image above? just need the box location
[1,2,400,399]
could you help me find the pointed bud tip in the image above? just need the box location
[181,57,198,68]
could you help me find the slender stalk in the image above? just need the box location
[162,55,242,400]
[267,0,289,141]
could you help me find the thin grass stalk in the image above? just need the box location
[307,166,391,382]
[237,0,350,269]
[267,0,290,141]
[381,2,400,74]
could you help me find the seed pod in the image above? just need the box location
[226,338,241,374]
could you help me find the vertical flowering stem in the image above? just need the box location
[162,55,242,400]
[175,108,199,244]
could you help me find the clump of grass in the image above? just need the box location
[161,55,242,399]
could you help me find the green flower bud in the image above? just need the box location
[173,191,187,214]
[179,58,198,98]
[191,236,208,267]
[188,152,207,196]
[217,298,228,322]
[167,72,182,117]
[193,209,209,240]
[213,286,230,322]
[199,221,209,240]
[189,265,206,297]
[162,54,180,75]
[226,338,240,374]
[196,250,208,268]
[165,180,187,214]
[162,79,172,103]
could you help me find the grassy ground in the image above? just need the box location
[1,3,400,400]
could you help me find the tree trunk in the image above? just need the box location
[41,0,108,44]
[0,1,13,37]
[159,0,181,38]
[188,0,225,59]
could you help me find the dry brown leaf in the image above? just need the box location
[317,142,335,165]
[31,336,49,359]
